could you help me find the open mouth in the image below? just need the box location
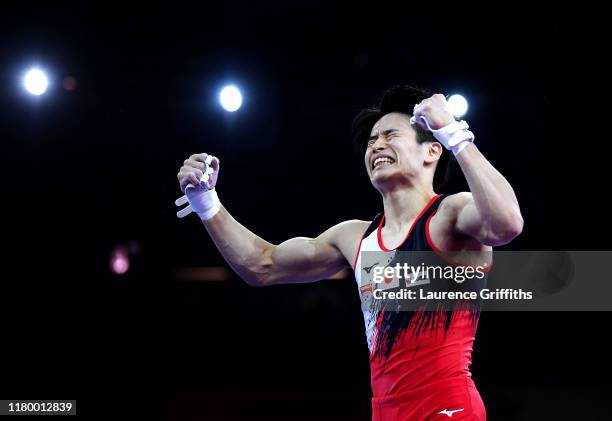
[372,156,395,171]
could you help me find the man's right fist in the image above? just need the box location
[177,153,220,193]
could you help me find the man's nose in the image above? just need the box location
[371,135,388,150]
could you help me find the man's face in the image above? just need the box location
[364,112,430,190]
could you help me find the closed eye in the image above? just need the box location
[367,129,399,146]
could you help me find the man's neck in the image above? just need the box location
[381,183,437,231]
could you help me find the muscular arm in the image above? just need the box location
[449,144,524,246]
[202,206,366,286]
[177,152,368,286]
[413,94,523,247]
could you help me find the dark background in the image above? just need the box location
[1,2,611,420]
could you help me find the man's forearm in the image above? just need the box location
[455,143,523,236]
[201,205,274,286]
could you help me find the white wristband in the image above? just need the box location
[189,189,221,221]
[411,116,475,156]
[175,154,222,219]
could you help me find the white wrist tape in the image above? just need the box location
[175,155,220,220]
[410,116,475,156]
[189,189,221,221]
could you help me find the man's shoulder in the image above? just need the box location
[323,220,372,266]
[332,219,371,235]
[439,192,472,212]
[324,219,371,244]
[434,192,474,223]
[432,192,493,254]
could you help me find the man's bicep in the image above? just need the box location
[439,193,512,248]
[261,225,350,285]
[456,200,486,239]
[453,193,505,246]
[262,220,368,286]
[438,192,484,240]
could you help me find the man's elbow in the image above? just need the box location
[242,245,276,287]
[241,269,273,287]
[242,276,267,287]
[482,213,524,246]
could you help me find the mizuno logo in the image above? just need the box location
[438,408,464,417]
[363,262,379,274]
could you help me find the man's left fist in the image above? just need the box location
[412,94,456,131]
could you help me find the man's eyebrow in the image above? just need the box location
[367,129,399,141]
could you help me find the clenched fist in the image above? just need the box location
[175,153,222,220]
[411,94,475,156]
[177,153,220,193]
[411,94,456,131]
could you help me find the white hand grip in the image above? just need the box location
[175,155,214,218]
[176,205,193,219]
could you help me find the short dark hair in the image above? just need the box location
[352,85,452,191]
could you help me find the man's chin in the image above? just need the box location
[371,171,401,188]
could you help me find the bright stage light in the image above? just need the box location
[447,94,469,118]
[23,68,49,96]
[219,85,242,112]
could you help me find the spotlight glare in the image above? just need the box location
[448,94,469,118]
[219,85,242,112]
[23,68,49,96]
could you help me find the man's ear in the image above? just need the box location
[425,141,444,164]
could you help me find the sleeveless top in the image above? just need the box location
[353,194,487,397]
